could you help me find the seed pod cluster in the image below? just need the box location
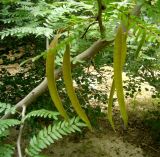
[46,36,92,130]
[46,34,69,120]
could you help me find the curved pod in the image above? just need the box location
[113,24,128,127]
[62,44,92,130]
[46,34,69,120]
[107,80,116,131]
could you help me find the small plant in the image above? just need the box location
[0,103,86,157]
[25,116,86,157]
[0,144,15,157]
[144,107,160,144]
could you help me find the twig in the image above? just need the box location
[81,22,97,39]
[17,105,26,157]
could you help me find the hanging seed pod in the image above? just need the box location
[46,34,69,120]
[107,79,116,131]
[113,24,128,127]
[63,44,92,130]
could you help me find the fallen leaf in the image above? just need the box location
[6,63,20,76]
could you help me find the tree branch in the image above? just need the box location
[97,0,106,38]
[1,39,113,120]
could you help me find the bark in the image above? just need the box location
[1,39,113,120]
[97,0,106,38]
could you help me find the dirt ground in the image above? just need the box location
[42,66,160,157]
[43,111,159,157]
[48,131,144,157]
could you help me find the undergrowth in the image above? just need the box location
[0,103,86,157]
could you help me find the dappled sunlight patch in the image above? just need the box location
[44,131,144,157]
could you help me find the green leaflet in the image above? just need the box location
[135,29,142,42]
[113,24,128,127]
[62,44,92,130]
[46,34,69,120]
[135,31,146,59]
[107,79,116,131]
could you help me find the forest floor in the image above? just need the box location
[0,48,160,157]
[43,66,160,157]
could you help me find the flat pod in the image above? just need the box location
[113,24,128,127]
[107,79,116,131]
[46,34,69,120]
[62,44,92,130]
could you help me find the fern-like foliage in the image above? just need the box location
[0,119,21,134]
[0,0,94,39]
[0,144,15,157]
[0,27,53,39]
[0,130,9,139]
[0,102,11,114]
[25,117,86,157]
[0,1,54,39]
[44,1,93,30]
[25,109,60,120]
[0,102,16,116]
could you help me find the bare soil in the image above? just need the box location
[42,66,160,157]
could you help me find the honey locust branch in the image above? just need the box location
[1,3,142,120]
[1,39,113,120]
